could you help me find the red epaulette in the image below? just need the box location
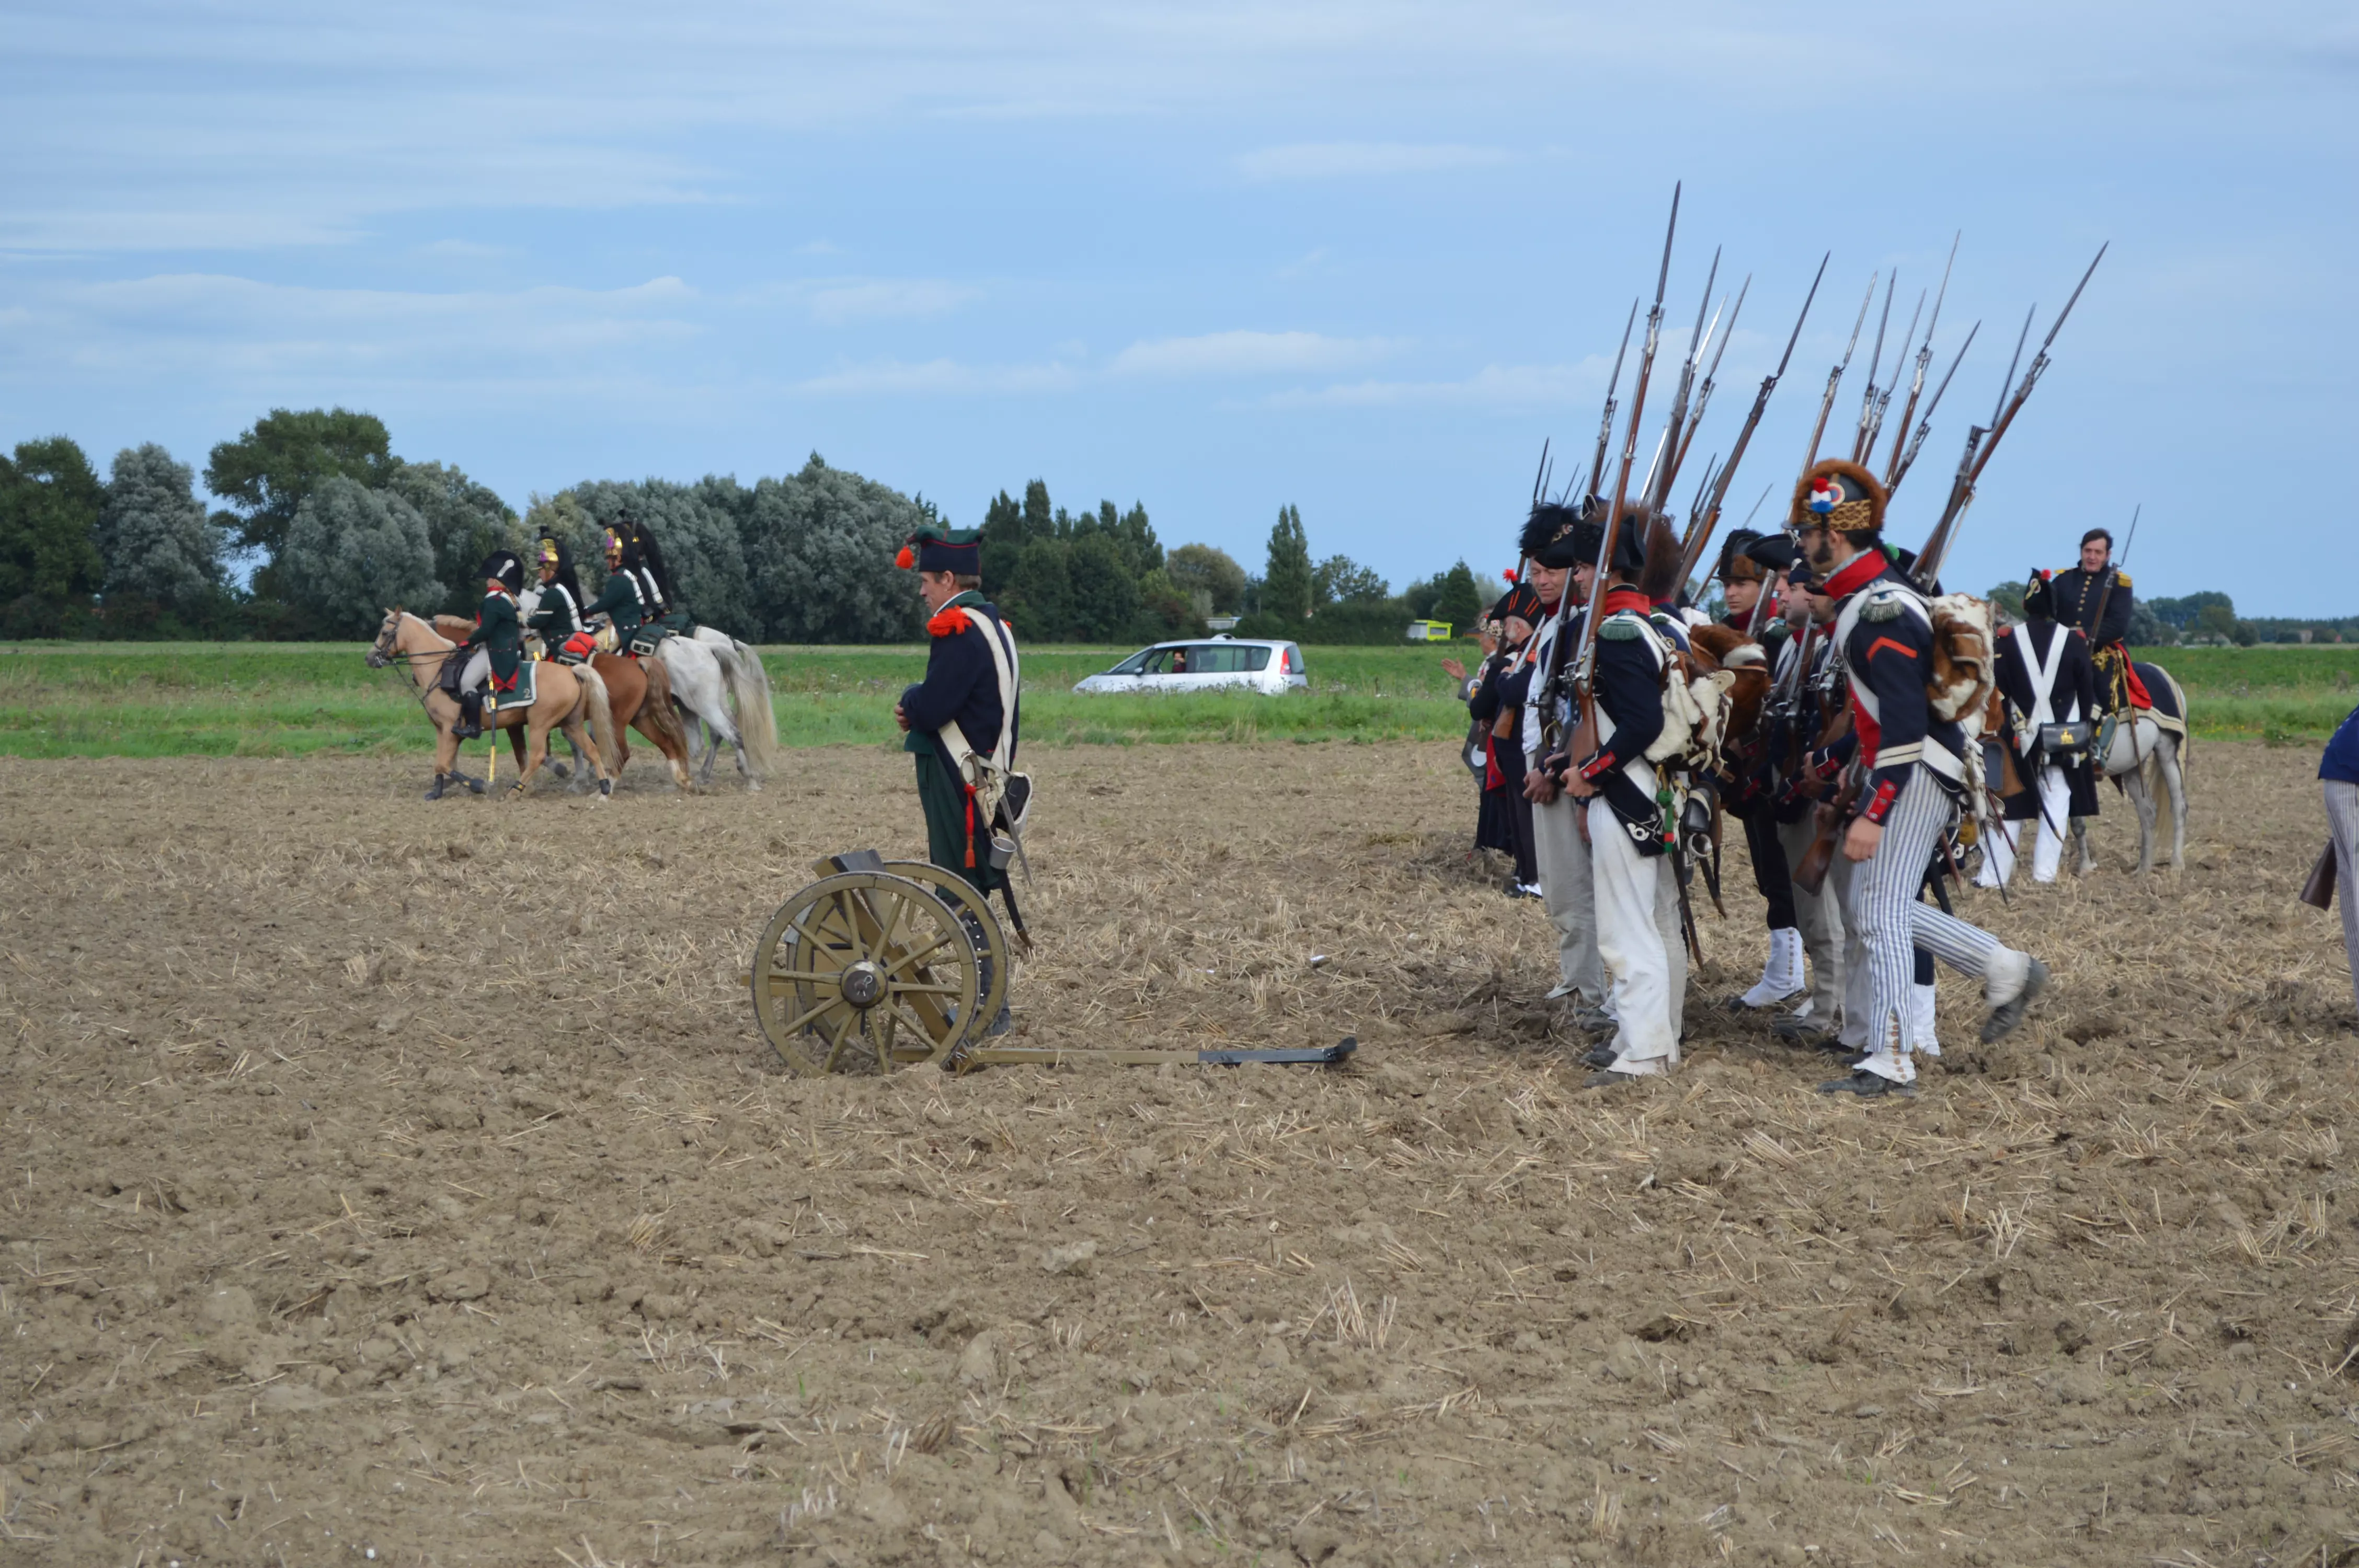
[926,606,972,638]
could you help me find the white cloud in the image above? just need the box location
[1110,329,1396,378]
[805,279,981,326]
[1235,142,1510,181]
[791,358,1081,396]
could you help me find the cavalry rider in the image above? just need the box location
[1717,529,1810,1011]
[526,533,587,649]
[1985,569,2101,886]
[452,549,525,739]
[892,526,1020,897]
[585,524,656,649]
[1518,503,1609,1030]
[1794,458,2049,1097]
[1559,506,1687,1087]
[2053,525,2147,713]
[628,520,695,637]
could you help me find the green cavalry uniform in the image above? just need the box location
[585,545,650,641]
[453,550,526,737]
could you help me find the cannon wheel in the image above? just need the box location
[883,860,1010,1060]
[748,870,982,1076]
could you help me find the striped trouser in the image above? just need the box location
[2327,781,2359,1016]
[1831,766,2003,1083]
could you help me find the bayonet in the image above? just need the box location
[1887,318,1979,495]
[1587,299,1639,503]
[1860,287,1921,465]
[1849,271,1897,463]
[1672,275,1749,489]
[1674,253,1825,587]
[1647,245,1721,512]
[1801,273,1875,471]
[1884,232,1958,482]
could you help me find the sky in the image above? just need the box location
[2,1,2353,613]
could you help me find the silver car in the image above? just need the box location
[1072,636,1307,695]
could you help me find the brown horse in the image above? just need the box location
[370,610,613,800]
[434,616,694,791]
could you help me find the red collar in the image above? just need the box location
[1823,551,1887,600]
[1602,587,1653,617]
[1536,595,1560,616]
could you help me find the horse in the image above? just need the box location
[453,603,695,792]
[2070,660,2190,877]
[675,627,779,788]
[368,610,614,800]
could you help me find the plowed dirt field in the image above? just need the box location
[1,741,2353,1567]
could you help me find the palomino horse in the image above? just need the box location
[369,610,613,800]
[2070,660,2191,877]
[434,613,694,791]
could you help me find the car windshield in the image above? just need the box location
[1106,649,1156,675]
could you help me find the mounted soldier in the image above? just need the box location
[1793,458,2048,1097]
[1985,568,2101,885]
[526,533,587,652]
[2053,525,2149,713]
[586,523,656,651]
[450,549,525,740]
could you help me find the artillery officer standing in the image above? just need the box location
[893,527,1020,897]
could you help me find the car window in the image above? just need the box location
[1236,645,1270,672]
[1184,644,1238,674]
[1282,644,1302,674]
[1107,649,1154,675]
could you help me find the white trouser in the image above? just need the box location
[1531,791,1605,1004]
[2328,781,2359,1018]
[460,648,490,690]
[2029,763,2071,883]
[1975,817,2020,888]
[1777,811,1846,1021]
[1587,778,1686,1069]
[1831,767,2006,1083]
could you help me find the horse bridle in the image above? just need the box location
[368,613,461,719]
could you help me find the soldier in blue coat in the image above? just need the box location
[891,527,1020,896]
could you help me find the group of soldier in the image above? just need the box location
[441,515,691,737]
[1457,456,2146,1099]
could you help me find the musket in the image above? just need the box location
[1885,318,1979,496]
[1847,272,1897,464]
[1635,426,1672,513]
[1544,183,1679,764]
[1586,300,1640,502]
[1645,246,1721,515]
[1529,438,1551,511]
[1673,254,1827,587]
[1801,274,1875,472]
[1859,287,1921,467]
[1671,275,1748,488]
[1883,233,1959,483]
[1913,245,2107,590]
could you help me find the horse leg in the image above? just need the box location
[430,713,463,799]
[2163,740,2189,869]
[509,719,550,795]
[560,711,613,798]
[2127,760,2157,877]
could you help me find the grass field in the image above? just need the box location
[2,637,2353,758]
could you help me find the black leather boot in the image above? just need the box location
[454,690,484,740]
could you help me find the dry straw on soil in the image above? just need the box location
[0,741,2354,1567]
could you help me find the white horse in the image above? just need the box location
[2070,660,2190,877]
[681,626,780,787]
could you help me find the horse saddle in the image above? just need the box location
[557,630,597,666]
[487,662,538,710]
[628,625,671,660]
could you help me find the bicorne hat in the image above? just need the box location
[896,526,982,576]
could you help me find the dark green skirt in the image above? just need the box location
[913,751,1000,895]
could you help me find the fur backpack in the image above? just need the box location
[1926,593,1997,731]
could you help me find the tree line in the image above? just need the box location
[0,405,1498,644]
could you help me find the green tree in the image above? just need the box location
[278,476,441,636]
[739,454,930,643]
[1022,479,1053,540]
[1986,580,2027,622]
[564,476,755,637]
[0,437,106,631]
[1066,533,1141,641]
[1166,543,1246,615]
[1313,554,1388,606]
[979,488,1026,591]
[1262,504,1312,622]
[2196,602,2240,643]
[383,459,521,614]
[204,408,394,570]
[1111,502,1161,580]
[1433,559,1483,631]
[1000,538,1075,639]
[97,443,222,615]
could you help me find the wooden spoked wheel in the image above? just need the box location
[883,860,1010,1068]
[748,871,982,1075]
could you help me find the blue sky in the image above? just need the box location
[2,1,2352,612]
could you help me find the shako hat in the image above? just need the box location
[1494,581,1544,629]
[480,549,524,594]
[1790,458,1886,534]
[896,525,982,576]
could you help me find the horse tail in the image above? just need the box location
[722,638,779,776]
[637,653,693,759]
[577,663,615,776]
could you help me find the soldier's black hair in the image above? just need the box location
[2080,526,2113,549]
